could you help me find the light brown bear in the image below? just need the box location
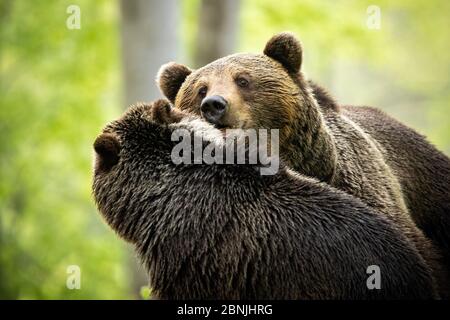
[157,32,450,296]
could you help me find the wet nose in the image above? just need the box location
[200,95,228,124]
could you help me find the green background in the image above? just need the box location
[1,0,449,299]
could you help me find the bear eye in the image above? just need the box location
[198,86,208,98]
[235,77,249,88]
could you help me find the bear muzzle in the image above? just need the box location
[200,95,228,127]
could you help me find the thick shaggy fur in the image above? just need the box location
[342,105,450,270]
[310,79,450,282]
[309,82,450,270]
[157,33,449,296]
[92,100,437,299]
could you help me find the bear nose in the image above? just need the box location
[200,95,228,124]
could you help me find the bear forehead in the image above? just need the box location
[191,53,286,78]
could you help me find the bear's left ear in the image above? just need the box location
[263,32,303,74]
[93,133,121,173]
[156,62,192,104]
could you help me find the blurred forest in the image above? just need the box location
[0,0,449,299]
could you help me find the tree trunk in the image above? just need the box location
[194,0,240,67]
[121,0,180,105]
[120,0,180,298]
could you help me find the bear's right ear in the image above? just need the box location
[156,62,192,103]
[263,32,303,74]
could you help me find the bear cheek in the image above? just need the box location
[231,107,253,129]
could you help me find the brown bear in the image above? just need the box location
[311,82,450,273]
[92,99,437,299]
[156,32,450,296]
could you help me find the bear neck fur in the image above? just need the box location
[281,74,338,183]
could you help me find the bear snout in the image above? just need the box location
[200,95,228,125]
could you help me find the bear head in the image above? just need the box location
[92,99,273,243]
[156,32,316,139]
[157,32,340,182]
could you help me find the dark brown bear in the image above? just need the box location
[92,99,437,299]
[157,32,450,296]
[310,82,450,273]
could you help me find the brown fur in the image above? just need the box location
[157,33,449,297]
[157,62,192,103]
[150,98,185,124]
[92,100,438,299]
[309,73,450,283]
[341,104,450,273]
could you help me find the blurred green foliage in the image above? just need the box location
[139,285,152,300]
[0,0,130,299]
[1,0,448,299]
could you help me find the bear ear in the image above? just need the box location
[156,62,192,103]
[93,133,121,173]
[150,99,185,125]
[263,32,303,74]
